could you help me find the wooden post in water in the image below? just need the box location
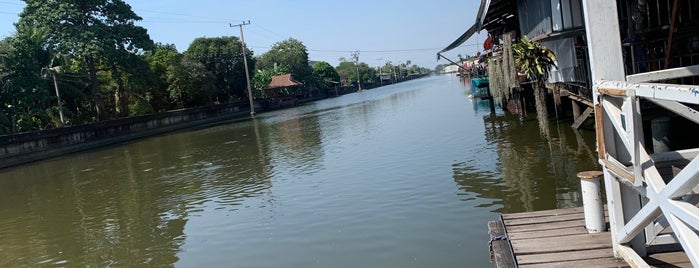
[578,171,606,233]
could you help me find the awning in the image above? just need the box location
[437,23,479,54]
[437,0,519,56]
[437,0,491,55]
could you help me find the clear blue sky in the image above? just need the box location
[0,0,484,69]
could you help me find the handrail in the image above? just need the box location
[597,79,699,266]
[626,64,699,83]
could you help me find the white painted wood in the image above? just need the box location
[650,148,699,163]
[666,200,699,231]
[626,97,644,186]
[647,233,679,246]
[616,244,651,268]
[582,0,626,102]
[603,167,625,257]
[649,99,699,125]
[617,201,660,244]
[598,81,699,104]
[626,64,699,83]
[666,214,699,267]
[640,147,666,195]
[621,184,648,256]
[664,157,699,199]
[601,99,632,154]
[586,0,699,265]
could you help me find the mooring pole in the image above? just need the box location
[578,171,606,233]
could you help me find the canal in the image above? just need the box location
[0,75,599,267]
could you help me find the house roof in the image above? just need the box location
[266,73,303,90]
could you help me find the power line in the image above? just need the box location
[140,19,230,24]
[136,9,235,22]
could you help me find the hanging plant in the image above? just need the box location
[512,36,557,139]
[512,36,556,81]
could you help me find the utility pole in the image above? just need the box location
[230,20,255,116]
[376,58,383,86]
[351,50,361,91]
[49,67,65,126]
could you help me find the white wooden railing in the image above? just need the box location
[595,65,699,267]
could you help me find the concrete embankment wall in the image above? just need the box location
[0,101,254,169]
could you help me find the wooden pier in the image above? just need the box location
[488,207,691,267]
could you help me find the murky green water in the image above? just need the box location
[0,75,599,267]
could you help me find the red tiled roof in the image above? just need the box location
[266,73,303,89]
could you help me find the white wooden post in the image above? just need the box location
[582,0,648,258]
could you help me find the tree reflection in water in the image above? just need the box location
[452,112,599,213]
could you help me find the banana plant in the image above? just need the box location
[512,36,557,81]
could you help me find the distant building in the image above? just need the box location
[443,64,461,74]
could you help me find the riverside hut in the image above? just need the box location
[263,73,304,107]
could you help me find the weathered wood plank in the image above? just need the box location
[507,226,587,240]
[501,207,584,220]
[497,206,690,267]
[504,212,584,226]
[518,257,629,268]
[511,233,611,254]
[505,218,586,233]
[517,248,615,265]
[488,221,516,268]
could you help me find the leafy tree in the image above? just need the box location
[147,43,187,109]
[312,61,339,89]
[357,62,377,85]
[335,60,357,86]
[110,52,156,117]
[256,38,313,83]
[335,59,376,87]
[184,36,254,102]
[0,26,53,133]
[17,0,154,121]
[181,55,217,106]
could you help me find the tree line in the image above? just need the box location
[0,0,430,134]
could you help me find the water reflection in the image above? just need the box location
[453,111,599,213]
[0,117,278,267]
[0,75,600,267]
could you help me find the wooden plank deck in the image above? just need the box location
[488,207,691,267]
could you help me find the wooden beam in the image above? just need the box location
[598,87,627,96]
[488,220,516,268]
[664,0,680,70]
[572,107,594,129]
[595,104,606,160]
[567,92,594,107]
[602,159,635,184]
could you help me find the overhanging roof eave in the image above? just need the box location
[438,23,480,54]
[437,0,491,55]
